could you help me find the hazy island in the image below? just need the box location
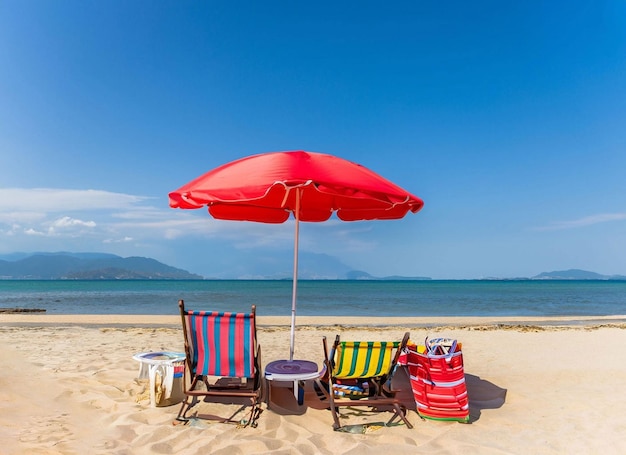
[1,253,625,281]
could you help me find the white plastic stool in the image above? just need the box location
[265,359,323,411]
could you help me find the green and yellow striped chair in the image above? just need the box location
[322,332,413,430]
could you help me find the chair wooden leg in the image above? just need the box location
[176,375,201,423]
[175,396,193,423]
[247,399,263,428]
[387,403,413,429]
[328,393,342,430]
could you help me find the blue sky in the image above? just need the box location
[1,1,625,279]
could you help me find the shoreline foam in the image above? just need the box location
[2,313,626,327]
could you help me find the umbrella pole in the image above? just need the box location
[289,189,300,361]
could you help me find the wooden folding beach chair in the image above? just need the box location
[321,332,413,430]
[176,300,264,427]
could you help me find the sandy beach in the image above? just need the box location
[1,314,626,455]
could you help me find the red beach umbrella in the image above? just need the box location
[169,150,424,360]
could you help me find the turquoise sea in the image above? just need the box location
[1,280,625,317]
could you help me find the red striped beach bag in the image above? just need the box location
[399,338,470,423]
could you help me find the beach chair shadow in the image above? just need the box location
[175,300,264,428]
[465,373,507,423]
[321,332,414,431]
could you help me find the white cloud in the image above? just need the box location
[0,211,46,224]
[534,213,626,231]
[51,216,97,228]
[0,188,152,212]
[24,228,46,236]
[0,187,262,253]
[103,236,133,244]
[0,188,160,247]
[0,187,377,261]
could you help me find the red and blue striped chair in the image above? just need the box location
[176,300,263,427]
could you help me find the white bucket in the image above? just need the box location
[133,352,186,407]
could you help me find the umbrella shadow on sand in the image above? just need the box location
[465,373,507,423]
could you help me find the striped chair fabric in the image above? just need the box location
[322,333,414,430]
[333,341,400,379]
[183,310,255,378]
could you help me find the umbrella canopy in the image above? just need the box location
[169,150,424,360]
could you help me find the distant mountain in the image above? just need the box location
[346,270,431,280]
[532,269,626,280]
[225,252,354,280]
[0,251,433,281]
[297,253,353,279]
[3,253,623,281]
[0,252,202,280]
